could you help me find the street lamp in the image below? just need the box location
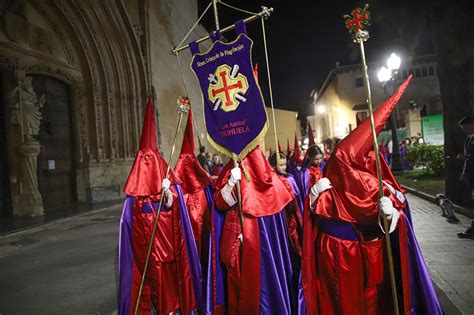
[378,53,404,171]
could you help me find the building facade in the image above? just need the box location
[0,0,210,217]
[308,55,442,145]
[263,107,300,156]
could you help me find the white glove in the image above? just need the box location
[228,167,241,187]
[162,178,173,208]
[383,181,406,204]
[378,196,400,234]
[310,178,332,198]
[162,178,171,192]
[309,178,332,211]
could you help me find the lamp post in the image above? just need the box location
[378,53,404,171]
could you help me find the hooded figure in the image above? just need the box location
[118,98,203,315]
[288,134,305,181]
[174,109,214,257]
[302,76,442,315]
[174,109,219,315]
[269,151,307,315]
[296,122,325,199]
[213,146,302,315]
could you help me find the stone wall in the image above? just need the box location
[264,107,299,155]
[0,0,210,214]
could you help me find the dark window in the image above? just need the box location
[355,77,364,87]
[415,68,421,77]
[422,67,428,77]
[429,66,434,76]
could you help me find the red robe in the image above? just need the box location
[120,98,200,315]
[213,146,295,315]
[302,76,414,315]
[130,189,196,314]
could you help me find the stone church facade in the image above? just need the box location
[0,0,209,217]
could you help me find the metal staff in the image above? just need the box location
[134,97,190,315]
[211,0,246,232]
[344,5,400,314]
[171,6,273,55]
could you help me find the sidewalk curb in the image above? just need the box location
[0,202,122,239]
[402,185,474,219]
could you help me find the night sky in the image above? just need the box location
[197,0,434,118]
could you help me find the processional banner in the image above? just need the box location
[190,20,268,159]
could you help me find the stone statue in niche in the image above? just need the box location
[8,76,45,216]
[9,76,46,141]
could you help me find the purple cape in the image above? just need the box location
[118,184,203,314]
[395,203,443,314]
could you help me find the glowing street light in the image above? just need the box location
[317,105,326,113]
[387,53,401,71]
[378,52,403,171]
[377,66,392,83]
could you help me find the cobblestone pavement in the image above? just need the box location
[0,205,122,314]
[408,194,474,314]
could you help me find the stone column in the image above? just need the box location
[12,140,44,216]
[405,109,422,138]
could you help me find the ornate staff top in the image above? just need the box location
[343,4,370,42]
[177,96,191,113]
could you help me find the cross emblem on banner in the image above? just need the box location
[208,64,249,112]
[344,5,370,33]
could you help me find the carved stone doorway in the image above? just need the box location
[0,74,12,217]
[32,75,76,210]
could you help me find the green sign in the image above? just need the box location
[422,114,444,145]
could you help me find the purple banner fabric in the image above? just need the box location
[118,196,135,315]
[190,24,268,159]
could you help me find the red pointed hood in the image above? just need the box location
[308,121,316,147]
[316,76,412,224]
[174,109,213,194]
[124,97,180,196]
[364,150,406,195]
[277,140,283,155]
[287,138,291,155]
[215,146,294,217]
[290,134,304,165]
